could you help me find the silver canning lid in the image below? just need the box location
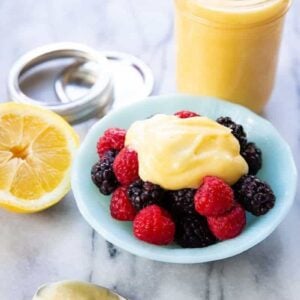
[7,43,114,123]
[54,51,154,109]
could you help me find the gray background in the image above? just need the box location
[0,0,300,299]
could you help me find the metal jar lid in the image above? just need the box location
[7,43,154,123]
[55,51,154,109]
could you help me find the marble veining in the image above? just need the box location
[0,0,300,299]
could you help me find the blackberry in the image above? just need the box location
[167,189,197,217]
[175,214,217,248]
[91,150,119,195]
[241,142,262,175]
[217,116,247,149]
[234,175,275,216]
[127,179,165,211]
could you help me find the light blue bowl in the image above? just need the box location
[72,95,297,263]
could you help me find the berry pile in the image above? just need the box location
[91,110,275,248]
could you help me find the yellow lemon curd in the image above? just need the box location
[125,114,248,190]
[33,281,119,300]
[175,0,291,113]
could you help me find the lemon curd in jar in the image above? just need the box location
[175,0,291,113]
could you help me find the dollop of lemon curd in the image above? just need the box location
[33,281,119,300]
[125,114,248,190]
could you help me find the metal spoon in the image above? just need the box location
[32,280,127,300]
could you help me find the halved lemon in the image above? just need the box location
[0,102,79,213]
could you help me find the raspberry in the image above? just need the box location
[91,150,119,195]
[194,176,234,217]
[127,179,165,211]
[167,189,197,217]
[234,175,275,216]
[97,128,126,157]
[133,205,175,245]
[241,143,262,175]
[175,214,217,248]
[110,187,136,221]
[174,110,200,118]
[207,203,246,240]
[113,147,139,185]
[217,116,247,150]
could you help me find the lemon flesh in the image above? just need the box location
[0,102,79,213]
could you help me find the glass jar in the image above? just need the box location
[174,0,291,113]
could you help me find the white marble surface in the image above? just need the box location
[1,0,300,299]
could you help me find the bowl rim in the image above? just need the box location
[72,95,297,263]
